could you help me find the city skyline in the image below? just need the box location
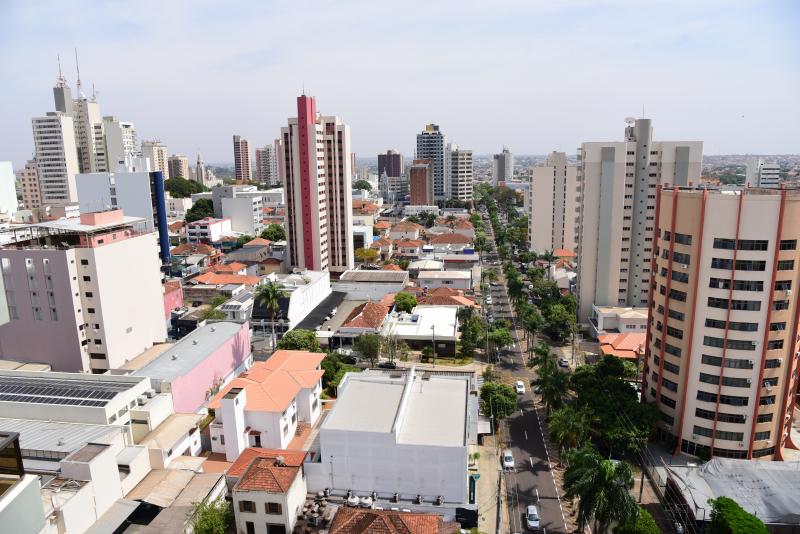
[1,0,798,167]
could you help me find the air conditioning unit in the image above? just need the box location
[145,389,156,398]
[785,289,792,296]
[747,360,755,366]
[745,378,752,385]
[136,395,147,406]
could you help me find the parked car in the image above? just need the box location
[485,297,493,305]
[526,505,540,531]
[377,360,397,369]
[558,357,570,368]
[490,282,500,287]
[501,449,514,470]
[515,380,525,394]
[342,355,360,365]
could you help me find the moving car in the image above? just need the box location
[558,357,570,368]
[485,297,493,305]
[377,360,397,369]
[501,449,514,470]
[515,380,526,394]
[526,505,540,531]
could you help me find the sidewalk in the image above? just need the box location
[474,433,505,534]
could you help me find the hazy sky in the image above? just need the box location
[1,0,798,166]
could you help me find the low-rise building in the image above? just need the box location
[186,217,232,243]
[332,270,409,301]
[394,238,424,258]
[0,432,47,534]
[251,270,333,336]
[589,305,648,337]
[337,301,391,342]
[388,221,424,241]
[370,237,394,261]
[208,350,324,459]
[380,305,459,357]
[329,508,459,534]
[417,270,472,291]
[597,333,646,362]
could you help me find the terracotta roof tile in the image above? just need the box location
[211,262,247,273]
[329,508,447,534]
[391,221,424,232]
[427,233,472,245]
[382,264,403,271]
[171,243,216,256]
[236,457,301,493]
[245,237,271,247]
[374,221,392,229]
[227,447,307,478]
[554,248,577,258]
[342,301,390,329]
[371,237,393,247]
[427,287,460,296]
[193,272,261,286]
[394,239,423,248]
[163,280,182,293]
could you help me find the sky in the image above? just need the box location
[1,0,798,166]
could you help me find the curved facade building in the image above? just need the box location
[644,186,800,460]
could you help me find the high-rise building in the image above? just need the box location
[17,159,42,211]
[233,135,252,182]
[76,167,171,262]
[528,151,579,253]
[272,139,282,181]
[31,112,79,205]
[141,140,170,179]
[70,93,106,174]
[0,210,167,372]
[379,173,408,204]
[492,147,513,184]
[378,150,404,178]
[450,144,473,202]
[280,95,354,272]
[168,154,190,180]
[0,162,17,220]
[576,118,703,320]
[416,124,450,200]
[644,185,800,461]
[102,116,137,171]
[255,145,277,184]
[409,159,434,206]
[195,153,207,186]
[745,157,781,188]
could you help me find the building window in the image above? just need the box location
[266,502,282,514]
[736,239,768,251]
[773,300,789,311]
[754,431,771,441]
[779,239,797,250]
[239,500,256,513]
[713,238,735,250]
[707,297,760,311]
[701,355,754,369]
[767,339,784,350]
[757,413,773,423]
[765,359,782,369]
[777,260,794,270]
[85,292,93,298]
[80,259,89,266]
[775,280,792,291]
[769,322,786,331]
[760,395,776,405]
[82,276,91,282]
[87,307,96,314]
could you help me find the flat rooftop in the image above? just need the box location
[323,376,406,433]
[134,321,243,381]
[34,214,146,233]
[0,370,145,408]
[338,270,408,283]
[381,306,458,340]
[0,418,123,460]
[397,375,467,447]
[417,270,471,280]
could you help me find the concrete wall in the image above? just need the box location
[233,471,306,534]
[0,475,46,534]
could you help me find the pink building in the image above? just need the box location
[0,210,167,372]
[163,280,183,320]
[280,95,354,272]
[134,321,252,414]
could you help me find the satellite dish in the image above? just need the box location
[624,117,636,125]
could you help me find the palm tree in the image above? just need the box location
[531,361,568,416]
[527,341,553,369]
[254,281,288,351]
[548,407,590,463]
[563,445,637,533]
[541,249,557,279]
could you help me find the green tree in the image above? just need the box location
[185,198,215,223]
[353,333,382,366]
[210,295,227,308]
[543,303,574,343]
[394,292,418,313]
[355,247,379,264]
[708,496,769,534]
[532,361,568,416]
[235,234,254,249]
[564,445,637,533]
[549,406,591,461]
[254,281,288,350]
[200,306,226,321]
[276,329,320,352]
[260,223,286,241]
[479,382,517,422]
[192,497,232,534]
[488,327,514,362]
[353,179,372,191]
[166,176,208,198]
[614,508,660,534]
[320,353,360,396]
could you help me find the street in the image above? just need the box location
[483,219,569,534]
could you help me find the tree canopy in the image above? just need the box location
[185,198,215,223]
[166,176,208,198]
[353,179,372,191]
[260,223,286,241]
[353,333,382,366]
[614,508,660,534]
[276,329,321,352]
[394,292,418,313]
[355,247,379,264]
[709,497,768,534]
[479,381,517,422]
[191,497,232,534]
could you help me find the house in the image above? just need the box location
[258,257,284,276]
[208,350,324,459]
[590,305,648,337]
[186,217,232,243]
[191,271,262,287]
[427,219,474,241]
[418,287,478,308]
[303,368,476,510]
[394,238,424,258]
[427,233,473,254]
[597,332,646,361]
[210,261,248,275]
[373,220,391,236]
[219,290,254,322]
[441,253,481,271]
[370,237,394,260]
[227,237,273,262]
[408,259,444,277]
[332,270,410,301]
[389,221,424,241]
[336,301,391,342]
[417,270,472,290]
[329,508,459,534]
[380,305,459,356]
[251,270,333,336]
[170,242,222,271]
[382,263,403,271]
[231,449,308,534]
[352,200,381,227]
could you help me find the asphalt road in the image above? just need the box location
[482,217,568,534]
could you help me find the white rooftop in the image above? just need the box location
[34,214,146,233]
[0,418,123,461]
[323,377,406,433]
[381,305,458,341]
[416,270,471,280]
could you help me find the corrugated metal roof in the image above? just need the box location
[0,418,122,456]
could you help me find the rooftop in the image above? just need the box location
[593,305,648,318]
[0,418,123,462]
[427,233,472,245]
[192,272,261,286]
[381,306,459,340]
[329,507,454,534]
[135,322,245,382]
[235,457,301,493]
[227,447,307,478]
[598,333,646,360]
[416,270,471,280]
[323,376,406,434]
[138,413,202,451]
[341,301,390,330]
[33,213,145,233]
[338,270,409,283]
[0,370,145,408]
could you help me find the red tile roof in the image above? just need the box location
[193,272,261,286]
[371,237,393,248]
[427,233,472,245]
[168,221,185,232]
[395,239,424,248]
[553,248,577,258]
[208,350,324,412]
[419,295,478,307]
[329,508,452,534]
[597,333,646,360]
[382,264,403,271]
[163,280,182,293]
[342,301,390,329]
[211,262,247,273]
[245,237,271,247]
[391,221,424,232]
[236,457,301,493]
[427,287,460,296]
[227,447,307,478]
[171,243,216,256]
[374,221,392,229]
[453,219,474,229]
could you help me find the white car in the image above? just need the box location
[526,505,540,531]
[501,449,514,470]
[558,357,570,368]
[485,297,493,305]
[515,380,525,394]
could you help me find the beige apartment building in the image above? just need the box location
[141,140,169,179]
[450,145,473,202]
[645,186,800,460]
[233,135,252,181]
[168,154,190,180]
[17,159,42,211]
[528,151,578,253]
[576,118,703,320]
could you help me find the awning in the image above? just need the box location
[85,499,140,534]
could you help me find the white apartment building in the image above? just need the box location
[0,162,18,220]
[0,210,167,372]
[745,157,781,188]
[141,140,170,179]
[492,147,513,184]
[255,145,277,184]
[528,151,579,252]
[210,185,265,236]
[450,145,474,201]
[280,95,354,273]
[186,217,233,243]
[102,116,137,171]
[31,112,79,204]
[576,118,703,320]
[16,159,42,211]
[416,124,451,200]
[70,95,107,174]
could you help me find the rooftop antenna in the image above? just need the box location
[92,82,98,102]
[302,81,305,96]
[74,47,84,97]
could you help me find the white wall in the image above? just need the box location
[0,162,18,216]
[330,281,406,301]
[0,475,46,534]
[233,471,306,534]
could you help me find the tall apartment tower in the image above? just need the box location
[280,95,354,272]
[233,135,252,182]
[378,150,404,178]
[272,139,282,181]
[195,153,208,185]
[450,145,474,202]
[141,140,170,179]
[0,210,167,372]
[168,154,190,180]
[645,186,800,461]
[409,159,434,206]
[745,157,781,188]
[255,145,276,184]
[416,124,450,200]
[17,159,42,211]
[102,116,137,171]
[492,147,513,184]
[576,118,703,320]
[529,151,579,253]
[31,112,80,205]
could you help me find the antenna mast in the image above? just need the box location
[74,47,82,95]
